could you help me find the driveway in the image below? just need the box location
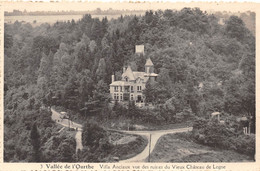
[51,108,83,152]
[52,108,192,161]
[119,127,193,162]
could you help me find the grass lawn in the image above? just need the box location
[150,133,253,162]
[78,130,148,162]
[106,131,148,161]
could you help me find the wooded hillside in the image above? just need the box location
[4,8,255,162]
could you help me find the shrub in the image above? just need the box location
[82,122,113,152]
[191,117,255,158]
[233,135,255,158]
[192,117,207,130]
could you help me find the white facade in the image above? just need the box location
[110,58,157,104]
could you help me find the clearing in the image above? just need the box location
[149,133,253,162]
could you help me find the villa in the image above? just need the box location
[109,45,158,106]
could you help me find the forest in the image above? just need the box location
[4,8,255,162]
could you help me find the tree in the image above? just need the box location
[157,68,172,89]
[30,122,41,162]
[38,51,53,81]
[37,76,48,99]
[186,73,199,115]
[4,32,13,49]
[95,58,106,81]
[82,122,109,151]
[91,19,102,41]
[89,40,97,53]
[63,68,80,109]
[78,70,94,105]
[177,8,210,34]
[225,15,253,44]
[58,138,75,162]
[143,79,159,104]
[74,40,88,72]
[93,80,109,103]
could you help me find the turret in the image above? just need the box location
[145,58,154,74]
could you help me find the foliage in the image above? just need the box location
[192,118,255,159]
[4,8,255,162]
[30,122,41,162]
[41,132,76,162]
[80,122,113,162]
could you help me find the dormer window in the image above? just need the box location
[136,77,142,83]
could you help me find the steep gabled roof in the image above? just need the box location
[121,66,135,81]
[133,72,145,80]
[145,58,154,66]
[133,72,149,82]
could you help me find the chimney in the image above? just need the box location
[112,75,115,83]
[123,66,126,73]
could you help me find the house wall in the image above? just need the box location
[145,66,154,73]
[110,81,146,102]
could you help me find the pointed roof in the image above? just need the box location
[133,72,149,82]
[145,58,154,66]
[122,66,135,81]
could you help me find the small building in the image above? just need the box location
[110,53,157,106]
[135,45,145,55]
[211,112,221,121]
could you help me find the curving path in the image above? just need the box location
[51,108,192,161]
[75,130,83,151]
[119,127,193,162]
[51,108,83,152]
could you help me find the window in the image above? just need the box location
[137,86,142,91]
[125,86,129,92]
[131,86,134,92]
[113,93,119,100]
[125,77,128,82]
[120,94,123,100]
[120,86,122,92]
[131,94,134,101]
[115,86,118,92]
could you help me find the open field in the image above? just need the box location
[150,133,253,162]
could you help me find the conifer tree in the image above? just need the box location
[30,122,41,162]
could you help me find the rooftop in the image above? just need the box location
[122,66,135,80]
[145,58,154,66]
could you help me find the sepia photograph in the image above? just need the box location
[2,1,257,165]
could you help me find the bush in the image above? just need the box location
[82,122,113,152]
[193,117,207,130]
[191,118,255,158]
[41,132,76,162]
[233,135,255,158]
